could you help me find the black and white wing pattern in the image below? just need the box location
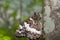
[15,12,42,39]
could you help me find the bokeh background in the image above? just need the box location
[0,0,42,40]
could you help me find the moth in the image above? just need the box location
[15,12,42,40]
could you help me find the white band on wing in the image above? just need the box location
[29,18,35,24]
[24,22,41,35]
[16,30,21,33]
[19,25,23,29]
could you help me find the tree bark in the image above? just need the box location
[44,0,60,40]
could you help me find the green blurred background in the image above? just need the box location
[0,0,42,40]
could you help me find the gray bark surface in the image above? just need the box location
[44,0,60,40]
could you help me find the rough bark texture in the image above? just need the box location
[44,0,60,40]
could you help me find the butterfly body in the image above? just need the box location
[15,12,42,39]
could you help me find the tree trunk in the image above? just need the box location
[44,0,60,40]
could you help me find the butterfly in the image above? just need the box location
[15,12,42,40]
